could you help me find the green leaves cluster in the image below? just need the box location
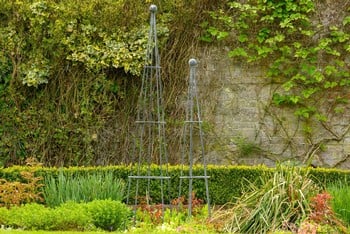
[0,0,167,87]
[202,0,350,126]
[0,0,172,166]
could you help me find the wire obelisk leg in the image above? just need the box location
[126,4,170,221]
[179,59,211,217]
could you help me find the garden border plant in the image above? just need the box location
[1,164,349,205]
[0,164,349,233]
[0,199,131,232]
[209,164,348,233]
[43,169,125,207]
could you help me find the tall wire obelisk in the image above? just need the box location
[126,4,170,218]
[178,58,210,217]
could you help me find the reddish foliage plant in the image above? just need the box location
[309,191,333,224]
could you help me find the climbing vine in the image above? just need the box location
[202,0,350,121]
[201,0,350,164]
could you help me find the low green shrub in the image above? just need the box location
[42,169,125,207]
[85,199,132,231]
[2,203,54,230]
[51,201,94,231]
[0,206,9,226]
[0,203,92,231]
[0,200,131,231]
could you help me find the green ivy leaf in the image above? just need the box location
[291,73,306,81]
[344,44,350,52]
[283,80,295,91]
[199,35,212,43]
[289,96,300,104]
[336,97,348,104]
[257,28,270,43]
[334,107,345,114]
[343,16,350,26]
[325,48,341,56]
[340,78,350,86]
[294,48,309,58]
[324,65,337,76]
[218,32,229,40]
[272,93,286,105]
[302,88,319,98]
[295,106,315,118]
[228,48,248,57]
[256,46,273,57]
[300,30,314,36]
[315,114,327,122]
[324,81,338,89]
[313,71,324,82]
[238,34,248,42]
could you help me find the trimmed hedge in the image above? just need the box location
[0,165,349,205]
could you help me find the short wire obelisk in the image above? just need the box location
[178,59,210,217]
[126,4,170,218]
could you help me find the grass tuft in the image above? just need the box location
[42,170,125,207]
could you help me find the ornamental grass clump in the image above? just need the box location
[327,182,350,226]
[210,165,320,234]
[42,170,125,207]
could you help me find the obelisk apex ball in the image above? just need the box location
[149,5,157,13]
[189,58,198,67]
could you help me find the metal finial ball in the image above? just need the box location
[149,5,157,13]
[189,58,198,67]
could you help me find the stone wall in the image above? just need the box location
[192,46,350,169]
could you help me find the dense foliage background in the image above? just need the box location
[0,0,215,166]
[1,0,350,167]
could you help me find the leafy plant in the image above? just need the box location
[0,171,44,208]
[298,191,348,233]
[0,200,130,231]
[85,199,132,231]
[51,201,94,231]
[135,196,165,226]
[309,192,335,224]
[2,203,54,230]
[209,165,320,233]
[171,191,204,215]
[42,170,125,207]
[134,191,205,228]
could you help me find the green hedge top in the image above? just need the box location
[0,165,349,204]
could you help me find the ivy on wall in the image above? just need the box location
[201,0,350,164]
